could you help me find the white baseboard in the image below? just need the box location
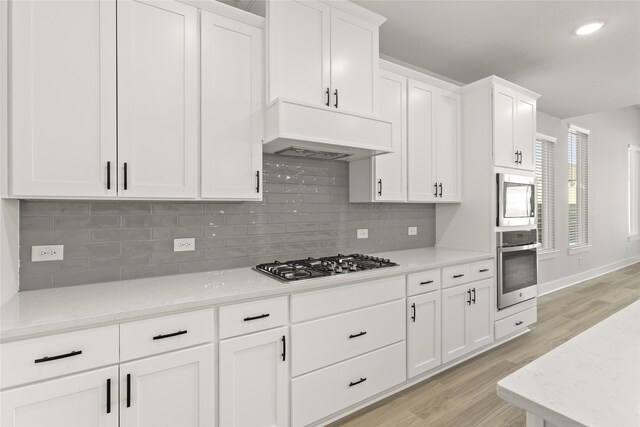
[538,256,640,297]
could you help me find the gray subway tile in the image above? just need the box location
[91,202,151,215]
[20,258,88,275]
[122,215,178,228]
[55,215,121,230]
[20,216,54,230]
[21,201,89,216]
[21,230,90,245]
[204,203,245,215]
[122,264,179,280]
[54,268,122,288]
[20,274,54,291]
[152,227,203,239]
[152,203,203,215]
[178,215,226,227]
[151,250,203,265]
[92,228,151,242]
[89,253,151,269]
[248,224,286,235]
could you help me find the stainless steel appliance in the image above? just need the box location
[497,230,539,309]
[254,254,397,282]
[497,173,536,227]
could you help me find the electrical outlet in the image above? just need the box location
[174,238,196,252]
[408,226,417,236]
[357,229,368,239]
[32,245,64,262]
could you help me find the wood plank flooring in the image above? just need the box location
[331,263,640,427]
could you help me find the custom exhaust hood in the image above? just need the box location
[263,98,394,161]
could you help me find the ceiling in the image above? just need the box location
[222,0,640,119]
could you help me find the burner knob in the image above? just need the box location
[327,264,335,270]
[350,264,357,271]
[335,266,343,273]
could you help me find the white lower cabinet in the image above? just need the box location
[0,366,118,427]
[407,291,441,378]
[219,327,289,427]
[119,345,214,427]
[442,279,494,364]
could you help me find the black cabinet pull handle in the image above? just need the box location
[515,320,524,326]
[106,378,111,414]
[256,171,260,193]
[34,350,82,364]
[106,161,111,190]
[349,377,367,387]
[126,373,131,408]
[467,289,471,305]
[378,179,382,196]
[325,88,330,106]
[281,335,286,362]
[411,302,416,322]
[243,313,270,322]
[334,89,338,108]
[420,280,434,285]
[439,182,443,198]
[123,162,128,190]
[433,182,438,197]
[349,331,367,339]
[479,268,489,273]
[515,151,519,164]
[472,288,476,304]
[453,274,465,278]
[153,330,187,340]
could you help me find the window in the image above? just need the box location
[629,145,640,240]
[536,134,556,252]
[568,125,589,248]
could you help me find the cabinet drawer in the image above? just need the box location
[120,309,214,361]
[1,325,119,389]
[291,275,405,323]
[407,269,441,296]
[292,342,406,427]
[219,296,288,339]
[442,264,471,288]
[292,300,405,376]
[495,307,537,340]
[468,259,494,282]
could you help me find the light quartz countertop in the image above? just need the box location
[497,300,640,427]
[1,247,492,341]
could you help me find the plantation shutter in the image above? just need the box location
[568,125,589,247]
[536,135,555,251]
[630,145,640,238]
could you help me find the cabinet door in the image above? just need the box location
[441,284,471,364]
[330,8,379,115]
[117,0,198,199]
[435,88,461,202]
[374,70,407,202]
[492,84,517,168]
[515,94,536,171]
[120,345,214,427]
[468,279,494,351]
[1,366,117,427]
[10,0,116,198]
[201,12,262,200]
[219,327,289,427]
[407,79,437,202]
[407,292,441,378]
[267,0,330,107]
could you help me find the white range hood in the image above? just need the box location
[263,98,394,161]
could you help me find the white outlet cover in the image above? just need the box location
[174,238,196,252]
[357,229,368,239]
[32,245,64,262]
[408,226,417,236]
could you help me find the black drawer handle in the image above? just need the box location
[453,274,465,278]
[244,313,270,322]
[420,280,434,285]
[126,373,131,408]
[515,320,524,326]
[34,350,82,364]
[349,377,367,387]
[479,268,490,273]
[281,335,286,362]
[153,330,187,340]
[106,378,111,414]
[349,331,367,339]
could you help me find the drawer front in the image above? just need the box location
[219,296,288,339]
[442,264,471,288]
[407,269,441,296]
[495,307,537,340]
[292,300,405,376]
[1,325,119,389]
[120,309,214,361]
[468,259,494,282]
[291,275,405,323]
[292,342,406,427]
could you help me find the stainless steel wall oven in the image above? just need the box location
[497,229,539,309]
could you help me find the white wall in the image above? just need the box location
[537,106,640,291]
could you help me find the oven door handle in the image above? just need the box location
[499,243,540,253]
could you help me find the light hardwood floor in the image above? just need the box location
[331,263,640,427]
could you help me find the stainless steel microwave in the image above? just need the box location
[497,173,536,227]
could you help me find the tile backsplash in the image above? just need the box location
[19,154,435,290]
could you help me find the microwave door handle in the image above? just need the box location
[499,243,541,253]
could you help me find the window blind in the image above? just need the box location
[568,126,589,247]
[536,136,555,251]
[629,145,640,238]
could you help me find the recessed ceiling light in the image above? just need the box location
[575,21,604,36]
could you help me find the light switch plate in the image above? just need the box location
[174,238,195,252]
[357,229,368,239]
[408,226,418,236]
[32,245,64,262]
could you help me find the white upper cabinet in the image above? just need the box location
[10,0,117,198]
[435,88,462,202]
[407,79,436,202]
[200,11,263,200]
[117,0,198,199]
[493,83,537,171]
[267,0,382,116]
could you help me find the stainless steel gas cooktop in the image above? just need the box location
[254,254,398,282]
